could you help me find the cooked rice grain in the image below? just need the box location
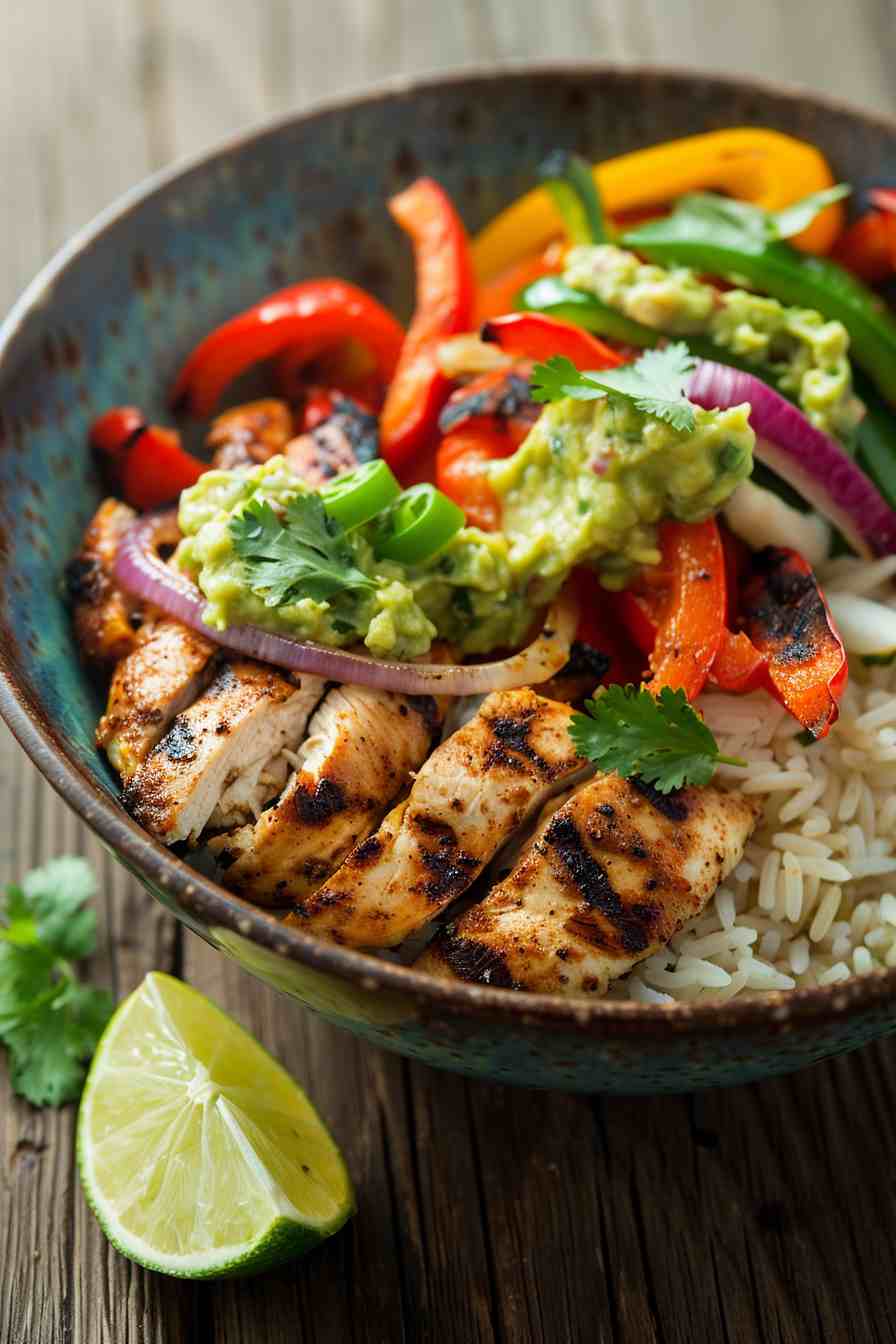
[607,577,896,1004]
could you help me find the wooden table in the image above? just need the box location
[3,3,896,1340]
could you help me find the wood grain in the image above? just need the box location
[2,1,896,1340]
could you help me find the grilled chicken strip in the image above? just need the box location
[417,773,760,994]
[96,619,218,780]
[285,397,378,486]
[287,689,591,946]
[66,499,141,665]
[207,399,294,470]
[123,661,324,845]
[209,685,440,905]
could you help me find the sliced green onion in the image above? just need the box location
[320,459,401,530]
[538,151,608,245]
[373,484,465,564]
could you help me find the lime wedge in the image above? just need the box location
[77,971,353,1278]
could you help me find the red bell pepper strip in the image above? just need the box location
[171,279,404,419]
[89,408,207,510]
[379,179,475,474]
[480,312,625,370]
[711,630,769,694]
[613,587,660,656]
[570,568,644,687]
[119,426,206,510]
[740,548,848,738]
[89,406,146,458]
[831,210,896,285]
[869,188,896,215]
[276,339,384,412]
[438,365,538,445]
[474,244,563,323]
[435,422,515,531]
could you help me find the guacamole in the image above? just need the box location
[490,395,754,591]
[564,244,862,442]
[177,393,754,658]
[177,458,532,659]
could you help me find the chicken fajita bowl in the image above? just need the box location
[4,67,896,1092]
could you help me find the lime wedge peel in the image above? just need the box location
[77,972,353,1279]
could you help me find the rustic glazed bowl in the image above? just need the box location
[3,66,896,1093]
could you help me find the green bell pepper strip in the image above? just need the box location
[372,484,466,564]
[538,150,608,245]
[518,276,660,346]
[855,374,896,510]
[622,210,896,406]
[517,276,783,380]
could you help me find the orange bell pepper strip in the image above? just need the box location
[380,179,475,475]
[740,548,847,739]
[473,129,844,282]
[435,421,515,531]
[480,312,625,369]
[645,520,726,700]
[171,279,404,419]
[610,521,726,699]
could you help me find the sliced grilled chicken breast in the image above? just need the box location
[417,773,760,994]
[65,499,140,665]
[288,689,591,947]
[123,662,323,845]
[96,619,218,780]
[209,686,440,905]
[207,399,294,470]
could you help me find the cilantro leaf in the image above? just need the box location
[0,857,112,1107]
[531,343,697,432]
[624,185,851,255]
[230,494,375,608]
[769,184,852,240]
[569,684,745,793]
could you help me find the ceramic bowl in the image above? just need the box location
[3,65,896,1092]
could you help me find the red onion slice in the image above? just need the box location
[688,360,896,560]
[114,513,578,696]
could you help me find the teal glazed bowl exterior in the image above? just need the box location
[3,65,896,1093]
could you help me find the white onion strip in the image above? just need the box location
[114,512,578,696]
[688,360,896,560]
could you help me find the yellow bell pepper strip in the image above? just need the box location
[473,129,844,282]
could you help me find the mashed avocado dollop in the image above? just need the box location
[489,395,753,591]
[176,393,754,658]
[564,243,862,442]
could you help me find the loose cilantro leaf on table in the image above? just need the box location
[0,857,113,1107]
[231,494,375,608]
[531,342,698,432]
[569,684,745,793]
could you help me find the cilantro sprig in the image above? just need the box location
[531,342,698,432]
[0,857,113,1107]
[623,185,851,255]
[569,684,745,793]
[230,494,375,608]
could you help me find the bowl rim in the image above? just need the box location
[3,59,896,1038]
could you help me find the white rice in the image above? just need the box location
[611,556,896,1004]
